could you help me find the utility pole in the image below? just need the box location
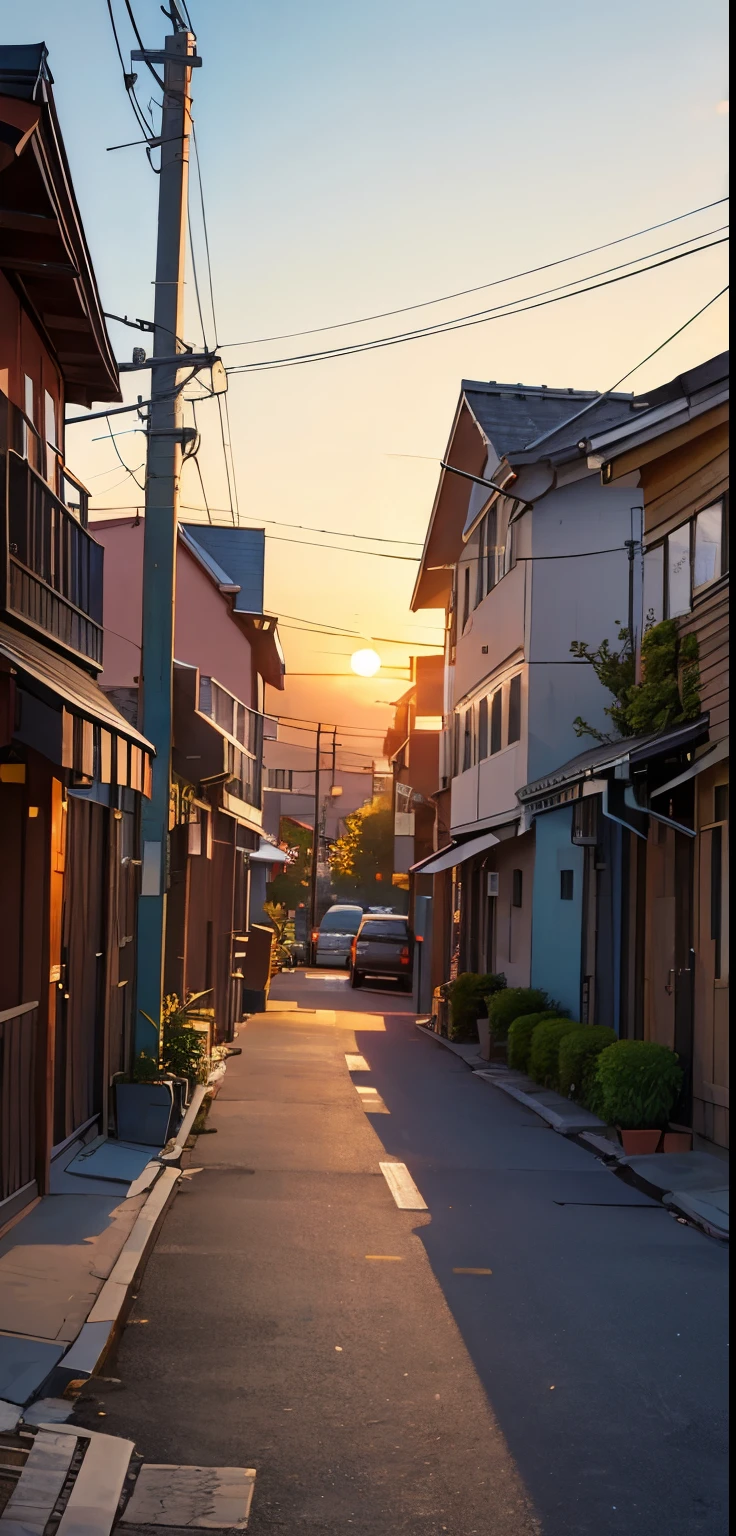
[308,725,322,961]
[134,13,201,1057]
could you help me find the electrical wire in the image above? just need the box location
[105,0,157,143]
[226,236,728,375]
[123,0,165,89]
[106,417,145,492]
[220,198,729,349]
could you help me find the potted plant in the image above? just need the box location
[593,1039,684,1154]
[507,1010,567,1073]
[446,972,506,1050]
[115,990,213,1147]
[486,987,554,1050]
[528,1018,581,1090]
[114,1051,177,1147]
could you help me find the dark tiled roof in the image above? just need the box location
[518,716,710,800]
[181,525,266,614]
[634,350,729,412]
[462,380,633,459]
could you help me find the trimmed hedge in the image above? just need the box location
[558,1025,617,1105]
[529,1018,581,1088]
[507,1011,564,1072]
[447,972,506,1040]
[486,987,555,1043]
[594,1039,683,1129]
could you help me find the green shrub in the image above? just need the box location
[558,1025,617,1103]
[594,1039,683,1129]
[529,1018,581,1088]
[161,1024,209,1086]
[507,1011,564,1072]
[447,972,506,1040]
[487,987,558,1043]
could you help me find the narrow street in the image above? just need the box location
[73,974,728,1536]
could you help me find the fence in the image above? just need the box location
[0,1001,38,1203]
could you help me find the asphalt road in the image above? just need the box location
[74,970,729,1535]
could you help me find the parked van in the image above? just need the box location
[313,904,364,967]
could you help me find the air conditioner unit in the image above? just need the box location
[487,872,499,897]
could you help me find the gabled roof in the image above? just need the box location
[0,43,120,406]
[181,525,266,614]
[462,379,628,457]
[411,377,634,610]
[180,523,285,691]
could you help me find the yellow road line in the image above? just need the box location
[452,1267,493,1275]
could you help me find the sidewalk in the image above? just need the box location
[0,1088,207,1417]
[417,1025,729,1241]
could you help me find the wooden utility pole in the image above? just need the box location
[134,12,201,1056]
[308,724,322,960]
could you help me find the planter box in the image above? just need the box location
[661,1130,693,1154]
[618,1127,662,1155]
[115,1082,175,1147]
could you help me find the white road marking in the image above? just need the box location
[379,1161,428,1210]
[355,1085,390,1114]
[345,1053,370,1071]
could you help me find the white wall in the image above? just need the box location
[527,476,640,782]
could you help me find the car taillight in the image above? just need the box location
[400,946,410,964]
[311,930,319,943]
[351,938,357,959]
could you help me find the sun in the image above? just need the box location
[350,648,381,677]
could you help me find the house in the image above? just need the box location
[0,45,155,1220]
[93,516,285,1038]
[383,654,444,886]
[409,374,646,1016]
[582,351,729,1146]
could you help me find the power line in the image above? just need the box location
[105,0,158,144]
[221,201,729,349]
[226,236,728,375]
[123,0,165,89]
[87,499,425,546]
[106,416,145,491]
[523,285,730,451]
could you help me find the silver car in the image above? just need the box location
[313,904,364,967]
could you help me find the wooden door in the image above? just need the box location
[645,823,675,1049]
[43,778,65,1182]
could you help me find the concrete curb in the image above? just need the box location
[39,1166,182,1400]
[417,1019,729,1243]
[415,1022,486,1067]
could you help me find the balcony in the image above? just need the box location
[1,391,102,669]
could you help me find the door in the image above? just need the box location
[673,834,695,1123]
[645,822,676,1049]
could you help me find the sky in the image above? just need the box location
[5,0,729,766]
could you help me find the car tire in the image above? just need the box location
[350,969,363,989]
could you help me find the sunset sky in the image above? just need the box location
[4,0,728,765]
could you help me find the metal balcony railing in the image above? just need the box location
[197,675,265,808]
[0,1000,38,1202]
[1,389,102,668]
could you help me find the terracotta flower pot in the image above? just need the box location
[618,1127,662,1155]
[660,1130,693,1154]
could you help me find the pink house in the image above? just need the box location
[93,515,286,1034]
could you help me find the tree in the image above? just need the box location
[266,817,312,911]
[570,619,700,743]
[329,795,393,903]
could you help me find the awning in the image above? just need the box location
[650,738,728,798]
[0,620,153,751]
[248,841,290,865]
[410,827,499,876]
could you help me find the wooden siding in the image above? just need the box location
[680,578,729,743]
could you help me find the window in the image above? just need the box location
[512,869,523,907]
[486,503,497,593]
[462,707,473,771]
[477,695,489,760]
[714,783,728,823]
[453,713,461,776]
[476,513,487,607]
[694,502,723,590]
[490,689,502,754]
[23,374,34,458]
[572,796,599,845]
[267,768,293,790]
[462,565,471,630]
[560,869,574,900]
[642,544,664,628]
[507,674,521,743]
[667,524,691,617]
